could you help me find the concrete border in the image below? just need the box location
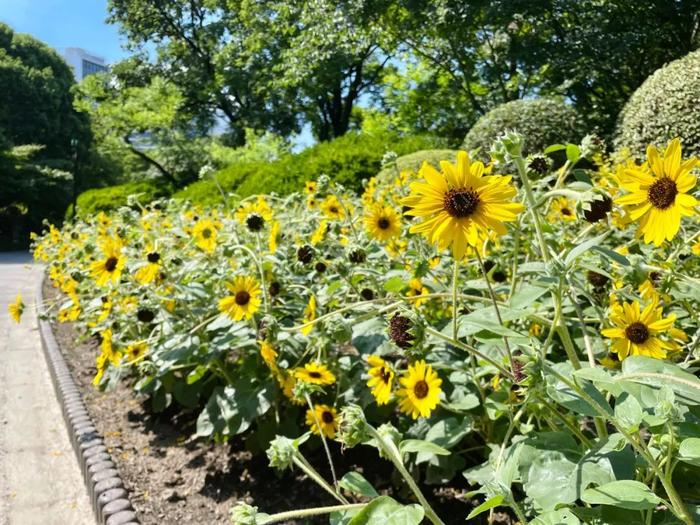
[36,274,140,525]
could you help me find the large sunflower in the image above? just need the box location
[294,361,336,385]
[366,355,394,405]
[218,276,262,321]
[616,138,698,246]
[402,151,523,259]
[601,298,676,360]
[364,203,401,241]
[305,404,339,439]
[90,236,125,286]
[397,360,442,419]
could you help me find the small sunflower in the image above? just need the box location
[8,294,24,323]
[294,361,336,385]
[366,355,394,405]
[236,197,273,232]
[268,220,280,253]
[218,276,262,321]
[305,404,339,439]
[90,236,125,286]
[402,151,523,259]
[100,328,122,366]
[397,360,442,419]
[259,340,278,371]
[304,180,317,194]
[134,251,162,285]
[615,138,698,246]
[406,278,429,306]
[192,219,218,253]
[125,341,148,363]
[364,203,401,241]
[549,197,577,222]
[320,195,346,220]
[300,295,316,336]
[601,298,676,360]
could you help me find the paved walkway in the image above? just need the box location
[0,252,93,525]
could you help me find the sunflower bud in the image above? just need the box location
[387,310,425,358]
[315,174,331,192]
[297,245,314,264]
[581,192,612,223]
[266,435,298,471]
[580,134,605,159]
[375,423,402,459]
[491,130,524,161]
[348,248,366,264]
[338,404,370,448]
[526,154,551,176]
[229,503,259,525]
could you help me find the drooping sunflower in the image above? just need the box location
[364,203,401,241]
[235,196,273,232]
[259,340,278,371]
[192,219,219,253]
[397,360,442,419]
[615,138,698,246]
[320,195,346,220]
[366,355,394,405]
[402,151,524,259]
[300,295,316,336]
[305,404,339,439]
[90,236,125,286]
[134,251,162,285]
[601,298,677,360]
[100,328,122,366]
[294,361,336,386]
[268,220,280,253]
[218,276,262,321]
[125,341,148,363]
[8,294,24,323]
[549,197,577,222]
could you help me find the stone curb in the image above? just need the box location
[36,274,140,525]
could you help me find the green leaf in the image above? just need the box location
[466,494,505,520]
[383,276,406,293]
[339,472,379,498]
[348,496,424,525]
[614,392,643,432]
[399,439,450,456]
[523,451,577,510]
[620,356,700,406]
[564,233,609,267]
[566,143,581,163]
[196,381,272,437]
[530,508,581,525]
[592,246,630,266]
[678,438,700,467]
[544,144,567,154]
[581,480,661,510]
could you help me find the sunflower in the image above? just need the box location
[549,197,577,222]
[192,219,218,253]
[615,138,698,246]
[236,196,273,232]
[311,221,328,245]
[406,278,429,306]
[90,236,125,286]
[300,295,316,336]
[268,220,280,253]
[100,328,122,366]
[366,355,394,405]
[401,151,524,259]
[364,203,401,241]
[259,340,278,371]
[304,181,317,194]
[305,404,339,439]
[320,195,345,220]
[218,276,262,321]
[92,352,108,386]
[601,298,676,360]
[294,361,336,385]
[134,251,162,285]
[125,341,148,363]
[278,372,305,405]
[8,294,24,323]
[397,360,442,419]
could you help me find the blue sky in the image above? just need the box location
[0,0,125,63]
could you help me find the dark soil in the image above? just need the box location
[45,284,485,525]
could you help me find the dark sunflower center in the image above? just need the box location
[413,380,429,399]
[235,291,251,305]
[104,257,119,272]
[321,411,334,424]
[147,252,160,263]
[246,214,265,231]
[444,189,480,218]
[380,367,392,384]
[647,177,677,209]
[309,371,322,379]
[377,217,391,230]
[561,207,573,216]
[625,322,649,344]
[389,314,414,349]
[329,206,338,214]
[202,228,212,239]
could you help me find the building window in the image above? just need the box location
[82,59,107,78]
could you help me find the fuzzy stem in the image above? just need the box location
[452,259,459,340]
[304,393,341,494]
[257,503,365,524]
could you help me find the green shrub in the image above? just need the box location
[175,132,443,204]
[375,149,458,182]
[463,98,585,159]
[74,180,173,218]
[615,49,700,159]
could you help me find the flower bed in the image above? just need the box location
[29,135,700,525]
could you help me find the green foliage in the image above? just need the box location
[463,99,585,159]
[615,49,700,159]
[175,132,443,204]
[375,149,458,181]
[74,180,172,218]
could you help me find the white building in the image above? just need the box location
[61,48,108,80]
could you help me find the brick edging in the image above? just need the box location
[36,274,140,525]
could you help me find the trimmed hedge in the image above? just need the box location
[74,180,173,218]
[615,49,700,160]
[175,132,444,204]
[463,98,585,159]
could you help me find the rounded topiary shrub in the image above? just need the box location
[463,98,585,159]
[74,180,173,218]
[615,49,700,160]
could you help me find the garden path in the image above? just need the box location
[0,252,92,525]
